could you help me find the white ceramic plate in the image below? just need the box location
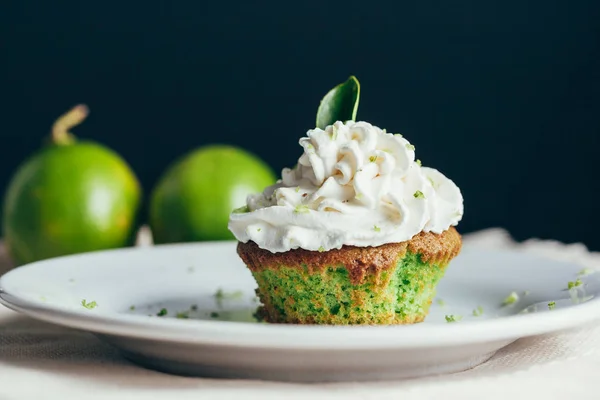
[1,241,600,382]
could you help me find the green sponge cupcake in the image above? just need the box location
[238,228,461,324]
[228,77,464,325]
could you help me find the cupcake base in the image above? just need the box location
[238,227,462,325]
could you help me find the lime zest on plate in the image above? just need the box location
[578,268,595,277]
[445,315,462,323]
[81,299,97,309]
[214,289,244,300]
[472,306,484,317]
[176,311,190,319]
[156,308,168,317]
[502,291,519,306]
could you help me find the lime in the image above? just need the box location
[2,105,142,266]
[149,145,275,243]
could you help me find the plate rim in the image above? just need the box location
[1,241,600,350]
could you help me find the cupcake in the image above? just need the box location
[228,86,463,325]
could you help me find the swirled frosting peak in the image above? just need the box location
[228,121,463,253]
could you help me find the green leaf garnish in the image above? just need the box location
[502,291,519,306]
[472,306,484,317]
[445,315,462,323]
[548,301,556,310]
[316,76,360,129]
[232,205,249,214]
[413,190,425,199]
[81,299,97,309]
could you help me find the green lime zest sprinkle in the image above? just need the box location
[416,159,422,166]
[445,315,463,323]
[318,246,325,252]
[502,291,519,306]
[81,299,97,310]
[331,126,339,140]
[406,143,415,151]
[210,312,220,318]
[578,268,594,277]
[232,205,249,214]
[257,228,261,232]
[369,155,378,163]
[548,301,556,310]
[214,289,244,300]
[306,143,314,151]
[294,204,310,214]
[156,308,168,317]
[382,129,387,133]
[373,225,381,232]
[176,311,190,319]
[436,298,446,307]
[568,279,583,289]
[129,305,135,311]
[413,190,425,199]
[355,193,363,200]
[295,186,300,193]
[472,306,484,317]
[394,133,402,137]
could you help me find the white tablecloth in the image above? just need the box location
[2,228,600,400]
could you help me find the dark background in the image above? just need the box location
[1,2,599,248]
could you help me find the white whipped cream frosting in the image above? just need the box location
[228,121,463,253]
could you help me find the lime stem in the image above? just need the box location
[51,104,89,145]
